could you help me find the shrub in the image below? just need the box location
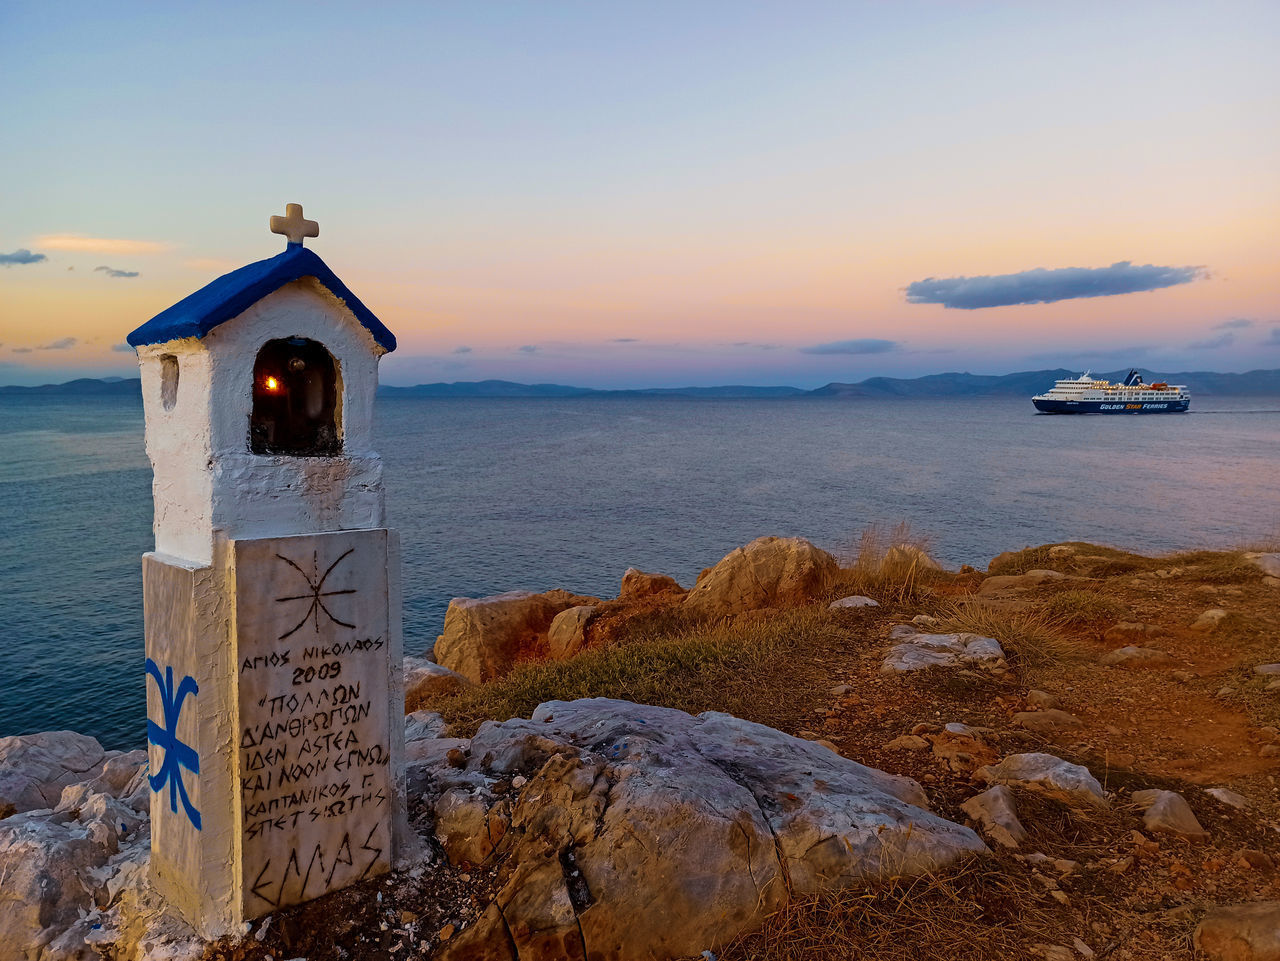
[1042,590,1124,628]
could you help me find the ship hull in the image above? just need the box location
[1032,398,1190,414]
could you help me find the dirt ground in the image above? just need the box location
[206,543,1280,961]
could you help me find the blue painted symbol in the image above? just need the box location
[145,658,201,830]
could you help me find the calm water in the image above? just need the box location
[2,394,1278,750]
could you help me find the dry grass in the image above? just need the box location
[937,603,1087,675]
[1164,549,1264,583]
[434,606,837,736]
[719,857,1069,961]
[1041,590,1124,628]
[834,522,944,606]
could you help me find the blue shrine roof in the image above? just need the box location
[127,245,396,352]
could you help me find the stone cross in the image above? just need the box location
[270,203,320,246]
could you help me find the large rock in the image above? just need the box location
[829,595,879,609]
[961,785,1027,849]
[1245,553,1280,577]
[682,536,839,618]
[881,626,1006,673]
[1192,608,1229,632]
[547,605,595,660]
[976,753,1108,810]
[1194,902,1280,961]
[881,545,942,573]
[404,656,471,703]
[434,589,598,682]
[978,570,1065,595]
[0,730,109,815]
[618,568,684,599]
[1131,789,1208,840]
[1099,646,1174,668]
[425,698,985,961]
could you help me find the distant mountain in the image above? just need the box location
[380,380,808,398]
[811,368,1280,398]
[0,377,143,396]
[4,369,1278,398]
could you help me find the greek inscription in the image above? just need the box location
[236,534,393,912]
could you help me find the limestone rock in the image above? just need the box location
[881,545,942,572]
[83,750,149,809]
[421,698,986,961]
[829,595,879,609]
[1192,608,1229,632]
[547,605,595,660]
[434,589,598,682]
[1206,787,1248,810]
[405,656,470,702]
[927,727,998,775]
[1014,710,1084,734]
[976,753,1108,809]
[962,785,1027,848]
[618,568,684,599]
[978,570,1065,595]
[1194,901,1280,961]
[1026,690,1063,710]
[0,730,108,814]
[0,794,145,958]
[881,627,1006,673]
[1245,553,1280,577]
[405,710,448,742]
[1131,789,1208,840]
[1255,663,1280,676]
[1099,646,1174,667]
[682,536,840,618]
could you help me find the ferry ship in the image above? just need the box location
[1032,369,1190,414]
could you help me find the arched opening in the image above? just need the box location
[249,338,341,456]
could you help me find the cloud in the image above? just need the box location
[11,347,32,354]
[517,345,538,354]
[905,261,1206,309]
[452,346,473,354]
[1214,317,1254,329]
[111,342,135,353]
[94,265,140,279]
[0,248,47,266]
[1188,332,1234,350]
[799,338,901,355]
[38,337,78,351]
[1263,328,1280,347]
[612,337,639,343]
[38,234,169,255]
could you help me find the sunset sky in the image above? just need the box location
[2,1,1277,387]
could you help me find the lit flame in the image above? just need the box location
[264,376,280,391]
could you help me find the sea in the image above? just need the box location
[2,393,1278,751]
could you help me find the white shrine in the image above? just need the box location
[126,205,407,937]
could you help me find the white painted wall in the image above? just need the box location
[137,279,389,565]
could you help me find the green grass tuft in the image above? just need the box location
[435,606,837,736]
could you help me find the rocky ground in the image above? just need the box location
[2,536,1278,961]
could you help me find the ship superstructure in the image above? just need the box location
[1032,369,1190,414]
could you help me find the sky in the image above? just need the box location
[1,1,1277,388]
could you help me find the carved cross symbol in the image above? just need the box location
[269,203,319,247]
[275,548,357,639]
